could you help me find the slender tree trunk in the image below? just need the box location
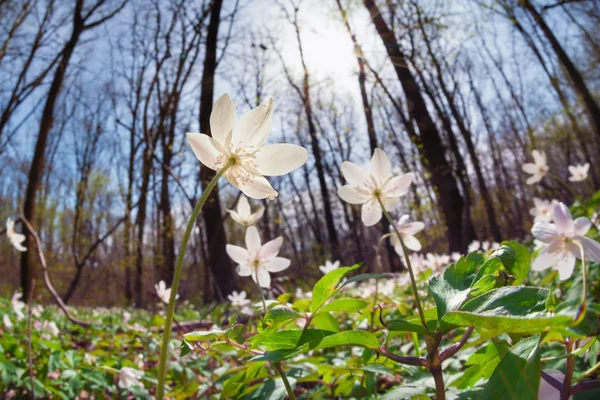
[20,13,83,299]
[364,0,465,252]
[522,0,600,143]
[198,0,236,300]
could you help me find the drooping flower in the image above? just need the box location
[388,215,424,257]
[538,370,570,400]
[338,148,414,226]
[522,150,549,185]
[187,94,308,200]
[318,260,340,275]
[154,281,172,304]
[227,196,265,226]
[568,163,590,182]
[530,198,558,223]
[3,314,13,329]
[532,202,600,280]
[11,292,25,321]
[226,226,290,288]
[228,290,251,307]
[6,218,26,252]
[119,367,144,390]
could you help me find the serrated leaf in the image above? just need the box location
[480,336,542,400]
[319,298,369,313]
[311,264,361,313]
[495,241,530,285]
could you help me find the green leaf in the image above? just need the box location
[451,341,510,389]
[263,306,302,327]
[311,264,361,313]
[338,273,391,289]
[496,241,531,285]
[312,330,380,350]
[311,312,340,332]
[258,329,336,350]
[180,340,193,357]
[319,298,369,313]
[184,328,225,342]
[442,287,575,333]
[428,252,482,324]
[480,336,542,400]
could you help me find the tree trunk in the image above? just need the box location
[363,0,466,252]
[198,0,236,301]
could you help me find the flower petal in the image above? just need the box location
[248,206,265,225]
[521,163,537,174]
[403,235,422,251]
[526,174,542,185]
[555,252,576,281]
[236,173,278,200]
[532,150,546,166]
[384,173,414,197]
[361,199,382,226]
[227,210,246,225]
[258,236,283,261]
[573,217,591,236]
[370,148,392,182]
[264,257,290,272]
[402,221,425,236]
[338,185,368,204]
[236,264,252,276]
[210,94,236,144]
[255,268,271,288]
[341,161,369,186]
[531,222,558,243]
[553,203,574,236]
[254,144,308,176]
[576,235,600,263]
[187,133,226,170]
[226,244,251,265]
[245,226,262,254]
[531,242,557,271]
[237,196,251,218]
[231,99,273,147]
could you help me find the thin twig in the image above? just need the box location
[542,371,563,392]
[27,280,35,400]
[377,346,427,367]
[439,327,474,361]
[19,211,92,327]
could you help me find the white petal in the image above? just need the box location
[556,252,576,281]
[532,150,546,166]
[402,221,425,235]
[245,226,262,254]
[237,196,251,218]
[576,235,600,263]
[384,173,414,197]
[6,218,14,233]
[398,215,410,225]
[232,99,273,147]
[226,244,251,265]
[573,217,591,236]
[236,173,278,200]
[210,94,236,144]
[521,163,537,174]
[338,185,368,204]
[553,203,574,236]
[258,236,283,261]
[341,161,369,186]
[403,235,422,251]
[370,148,392,182]
[531,222,558,243]
[186,133,226,170]
[236,264,253,277]
[264,257,290,272]
[254,144,308,176]
[361,199,382,226]
[526,173,543,185]
[532,243,557,271]
[255,268,271,288]
[248,207,265,225]
[227,210,247,226]
[250,98,274,147]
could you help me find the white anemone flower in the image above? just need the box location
[154,281,175,304]
[568,163,590,182]
[467,240,481,253]
[338,148,414,226]
[532,203,600,280]
[36,320,59,337]
[389,215,424,256]
[3,314,13,329]
[226,226,290,288]
[11,292,25,321]
[119,367,144,390]
[6,218,26,252]
[227,196,264,226]
[318,260,340,275]
[522,150,549,185]
[530,198,558,223]
[227,290,251,307]
[187,94,308,200]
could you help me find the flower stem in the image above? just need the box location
[275,361,297,400]
[573,239,587,305]
[377,197,428,330]
[548,172,577,199]
[562,340,575,400]
[255,271,267,315]
[156,161,233,400]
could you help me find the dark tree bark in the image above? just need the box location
[363,0,466,252]
[198,0,236,301]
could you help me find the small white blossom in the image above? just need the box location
[6,218,26,252]
[389,215,424,257]
[522,150,549,185]
[338,148,414,226]
[35,320,59,337]
[227,196,265,226]
[318,260,340,275]
[11,292,25,321]
[467,240,481,253]
[226,226,290,288]
[568,163,589,182]
[228,290,251,307]
[532,203,600,280]
[530,198,558,223]
[154,281,173,304]
[118,367,143,390]
[3,315,13,329]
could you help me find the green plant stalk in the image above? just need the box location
[156,160,234,400]
[378,197,428,330]
[573,239,587,305]
[548,172,577,198]
[255,270,267,314]
[562,340,574,400]
[275,361,297,400]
